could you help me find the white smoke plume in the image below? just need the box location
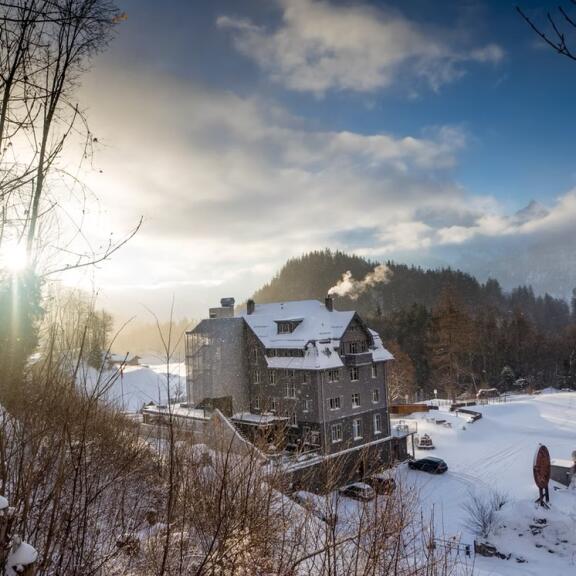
[328,264,392,300]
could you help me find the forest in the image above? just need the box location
[253,250,576,399]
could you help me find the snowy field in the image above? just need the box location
[396,393,576,575]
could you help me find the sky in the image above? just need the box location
[63,0,576,320]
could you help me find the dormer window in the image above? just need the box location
[275,319,302,334]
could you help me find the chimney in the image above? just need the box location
[247,299,255,315]
[325,296,334,312]
[209,297,235,319]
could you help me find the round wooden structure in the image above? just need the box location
[533,444,551,489]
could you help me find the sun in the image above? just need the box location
[0,241,28,273]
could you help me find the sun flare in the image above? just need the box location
[0,241,28,273]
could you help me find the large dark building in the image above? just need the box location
[186,296,404,470]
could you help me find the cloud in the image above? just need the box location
[69,67,472,314]
[80,68,468,244]
[217,0,504,95]
[72,65,576,319]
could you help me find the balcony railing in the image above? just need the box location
[342,351,373,366]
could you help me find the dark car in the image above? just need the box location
[408,457,448,474]
[338,482,376,501]
[365,474,397,495]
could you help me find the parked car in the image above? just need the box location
[292,491,338,526]
[365,474,396,495]
[408,457,448,474]
[338,482,376,501]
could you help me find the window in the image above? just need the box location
[278,322,293,334]
[303,398,312,412]
[352,393,361,408]
[269,370,276,385]
[271,398,278,412]
[285,382,296,399]
[374,413,382,435]
[329,397,341,410]
[372,388,380,403]
[300,371,308,384]
[331,423,343,443]
[327,369,340,382]
[352,418,363,440]
[289,412,298,427]
[349,367,359,382]
[348,341,368,354]
[267,348,304,358]
[371,364,377,379]
[253,397,260,410]
[254,369,260,384]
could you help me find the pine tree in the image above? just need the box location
[87,310,113,368]
[500,366,516,390]
[429,287,475,400]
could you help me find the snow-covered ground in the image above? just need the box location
[396,393,576,575]
[77,359,186,412]
[74,358,575,575]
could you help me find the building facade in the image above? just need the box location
[185,297,397,464]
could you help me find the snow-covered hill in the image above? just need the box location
[76,360,186,412]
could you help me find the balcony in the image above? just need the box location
[342,351,373,366]
[390,419,418,438]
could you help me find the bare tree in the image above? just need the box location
[518,2,576,61]
[0,1,139,382]
[0,0,138,273]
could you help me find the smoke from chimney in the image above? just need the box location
[327,264,392,300]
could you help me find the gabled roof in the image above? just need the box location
[242,299,354,349]
[242,299,393,369]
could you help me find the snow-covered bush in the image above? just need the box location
[462,489,508,538]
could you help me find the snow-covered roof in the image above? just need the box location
[369,329,394,362]
[266,340,344,370]
[242,300,354,349]
[242,300,393,368]
[142,402,208,420]
[232,412,288,425]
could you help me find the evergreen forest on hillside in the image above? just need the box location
[253,250,576,399]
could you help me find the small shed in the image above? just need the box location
[476,388,499,399]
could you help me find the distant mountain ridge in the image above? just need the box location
[252,249,571,332]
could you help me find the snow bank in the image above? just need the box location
[77,361,185,412]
